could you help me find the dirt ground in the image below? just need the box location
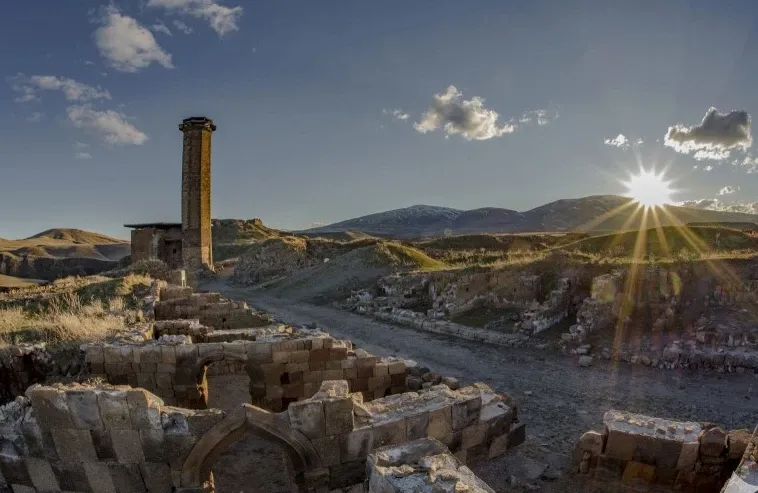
[207,373,298,493]
[208,281,758,493]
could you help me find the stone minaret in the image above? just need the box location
[179,116,216,271]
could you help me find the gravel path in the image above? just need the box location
[211,283,758,492]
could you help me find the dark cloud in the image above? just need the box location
[665,107,752,160]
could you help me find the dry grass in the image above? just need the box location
[0,273,153,346]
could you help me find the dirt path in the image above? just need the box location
[212,283,758,492]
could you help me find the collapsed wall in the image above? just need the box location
[155,286,273,329]
[573,410,752,492]
[0,379,521,493]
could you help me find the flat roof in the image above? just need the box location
[124,222,182,230]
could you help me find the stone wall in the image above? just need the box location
[574,410,752,492]
[154,286,272,329]
[0,344,86,405]
[0,380,522,493]
[82,334,412,411]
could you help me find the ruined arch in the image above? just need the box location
[180,404,324,492]
[192,352,249,409]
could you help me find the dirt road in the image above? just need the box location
[213,283,758,492]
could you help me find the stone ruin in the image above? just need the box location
[0,283,525,493]
[572,409,758,493]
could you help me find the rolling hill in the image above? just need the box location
[302,195,758,238]
[0,228,130,283]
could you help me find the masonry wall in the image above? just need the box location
[180,121,213,271]
[154,288,272,330]
[83,336,411,411]
[0,381,522,493]
[0,344,86,405]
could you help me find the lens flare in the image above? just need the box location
[622,169,673,207]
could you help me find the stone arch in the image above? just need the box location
[180,404,324,492]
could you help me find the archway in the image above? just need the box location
[193,353,250,409]
[180,405,325,493]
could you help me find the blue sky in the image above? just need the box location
[2,0,757,240]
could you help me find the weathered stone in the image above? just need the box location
[676,440,699,471]
[461,423,487,449]
[427,407,453,444]
[84,462,117,493]
[126,389,162,430]
[621,460,655,484]
[139,462,172,493]
[507,422,526,449]
[90,428,116,460]
[727,429,751,460]
[406,412,429,441]
[23,458,58,492]
[578,356,593,367]
[372,418,407,449]
[50,428,98,465]
[699,427,726,457]
[340,428,374,463]
[107,462,147,493]
[111,429,146,464]
[578,430,605,456]
[488,433,509,458]
[451,396,481,431]
[324,397,354,436]
[288,400,325,439]
[97,391,132,430]
[66,390,104,429]
[312,435,340,467]
[26,387,74,429]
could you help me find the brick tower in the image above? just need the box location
[179,116,216,271]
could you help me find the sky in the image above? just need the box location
[1,0,758,240]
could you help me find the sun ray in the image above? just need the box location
[575,199,639,233]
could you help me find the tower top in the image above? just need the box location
[179,116,216,132]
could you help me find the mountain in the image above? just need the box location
[303,195,758,238]
[0,228,130,282]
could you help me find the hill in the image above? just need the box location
[302,195,758,238]
[0,228,130,281]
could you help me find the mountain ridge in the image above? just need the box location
[301,195,758,238]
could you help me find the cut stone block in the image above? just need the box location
[66,390,104,429]
[288,400,325,439]
[111,429,146,464]
[97,391,132,430]
[621,460,656,484]
[699,427,727,457]
[578,430,606,456]
[24,458,58,492]
[84,462,117,493]
[324,397,354,435]
[50,428,98,465]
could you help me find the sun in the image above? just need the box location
[622,168,674,207]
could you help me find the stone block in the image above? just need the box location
[323,369,343,381]
[91,428,116,460]
[406,412,429,441]
[373,419,407,449]
[50,428,98,465]
[126,389,162,430]
[507,422,526,449]
[288,400,326,439]
[488,433,509,458]
[26,387,74,428]
[107,463,147,493]
[372,364,388,376]
[427,407,453,444]
[340,428,374,463]
[97,391,132,430]
[23,458,58,492]
[324,397,354,435]
[578,430,606,456]
[139,345,163,363]
[676,440,699,471]
[462,423,487,449]
[387,362,406,375]
[140,429,166,463]
[312,435,340,467]
[451,396,481,431]
[111,429,146,464]
[699,427,726,457]
[329,460,365,490]
[621,460,655,484]
[139,462,172,493]
[84,462,117,493]
[727,429,752,460]
[9,484,35,493]
[66,389,104,429]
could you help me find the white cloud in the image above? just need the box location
[414,85,516,141]
[75,152,93,160]
[604,133,629,149]
[67,104,148,146]
[519,109,555,126]
[665,107,752,161]
[151,22,173,36]
[148,0,243,36]
[9,74,110,103]
[678,198,758,215]
[94,6,174,73]
[172,19,193,34]
[83,60,95,66]
[26,112,43,123]
[382,108,409,121]
[719,185,738,195]
[75,142,90,149]
[738,155,758,174]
